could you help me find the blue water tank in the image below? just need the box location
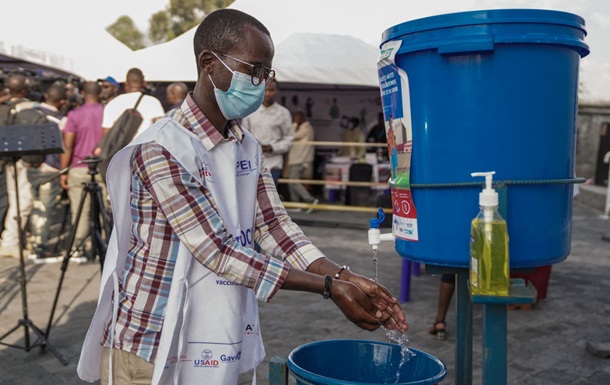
[381,9,589,267]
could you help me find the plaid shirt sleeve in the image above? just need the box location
[254,167,326,270]
[133,142,291,302]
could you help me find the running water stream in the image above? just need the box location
[373,248,414,383]
[385,329,414,383]
[372,248,379,283]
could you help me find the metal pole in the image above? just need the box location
[455,269,473,385]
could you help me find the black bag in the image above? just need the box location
[97,93,144,181]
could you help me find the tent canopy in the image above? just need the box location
[131,30,379,87]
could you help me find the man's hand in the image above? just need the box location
[60,174,69,190]
[330,279,387,331]
[342,272,408,332]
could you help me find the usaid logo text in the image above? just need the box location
[194,349,219,367]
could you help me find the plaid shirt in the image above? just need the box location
[102,94,324,363]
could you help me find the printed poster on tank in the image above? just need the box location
[378,40,419,241]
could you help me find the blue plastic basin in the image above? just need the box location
[380,9,589,267]
[287,340,446,385]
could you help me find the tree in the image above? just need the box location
[107,15,145,50]
[111,0,234,48]
[149,11,172,45]
[148,0,234,43]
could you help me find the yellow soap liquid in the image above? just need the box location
[469,217,509,296]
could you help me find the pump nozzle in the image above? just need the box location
[471,171,498,207]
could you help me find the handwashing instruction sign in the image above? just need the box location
[378,40,419,241]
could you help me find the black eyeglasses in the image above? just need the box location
[215,52,276,86]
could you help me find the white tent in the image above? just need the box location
[131,31,379,87]
[273,33,378,87]
[130,0,382,86]
[0,4,134,81]
[130,28,198,82]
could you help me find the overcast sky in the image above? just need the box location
[3,0,609,102]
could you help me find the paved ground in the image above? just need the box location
[0,202,609,384]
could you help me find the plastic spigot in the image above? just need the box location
[368,208,394,250]
[369,208,386,229]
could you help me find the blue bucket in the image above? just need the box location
[380,9,589,268]
[287,340,446,385]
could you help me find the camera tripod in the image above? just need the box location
[0,156,67,365]
[43,156,112,348]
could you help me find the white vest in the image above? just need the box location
[77,118,265,385]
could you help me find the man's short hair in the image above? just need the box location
[126,68,144,83]
[193,9,270,72]
[45,83,67,104]
[6,73,30,95]
[82,81,101,96]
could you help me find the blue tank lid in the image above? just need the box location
[381,9,589,57]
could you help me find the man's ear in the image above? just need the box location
[198,51,215,75]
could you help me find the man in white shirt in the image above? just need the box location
[101,68,164,138]
[241,79,292,187]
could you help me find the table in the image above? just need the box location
[323,161,391,191]
[323,161,390,204]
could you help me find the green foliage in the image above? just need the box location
[148,0,234,43]
[106,15,145,50]
[111,0,234,48]
[149,11,171,45]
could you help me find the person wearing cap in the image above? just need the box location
[100,76,119,105]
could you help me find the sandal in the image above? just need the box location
[428,320,446,341]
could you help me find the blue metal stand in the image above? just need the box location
[427,266,537,385]
[473,278,537,385]
[269,356,289,385]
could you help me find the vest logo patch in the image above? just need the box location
[220,351,241,363]
[235,228,253,247]
[194,349,219,368]
[199,163,214,183]
[244,323,260,336]
[236,159,257,177]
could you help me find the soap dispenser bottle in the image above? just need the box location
[469,171,509,296]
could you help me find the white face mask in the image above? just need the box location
[209,52,265,120]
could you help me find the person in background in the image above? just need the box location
[241,78,293,188]
[99,76,120,105]
[287,110,318,212]
[165,81,189,111]
[367,112,388,158]
[0,73,35,258]
[101,68,164,139]
[77,9,407,385]
[428,274,455,340]
[60,81,105,258]
[24,83,68,259]
[339,116,366,159]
